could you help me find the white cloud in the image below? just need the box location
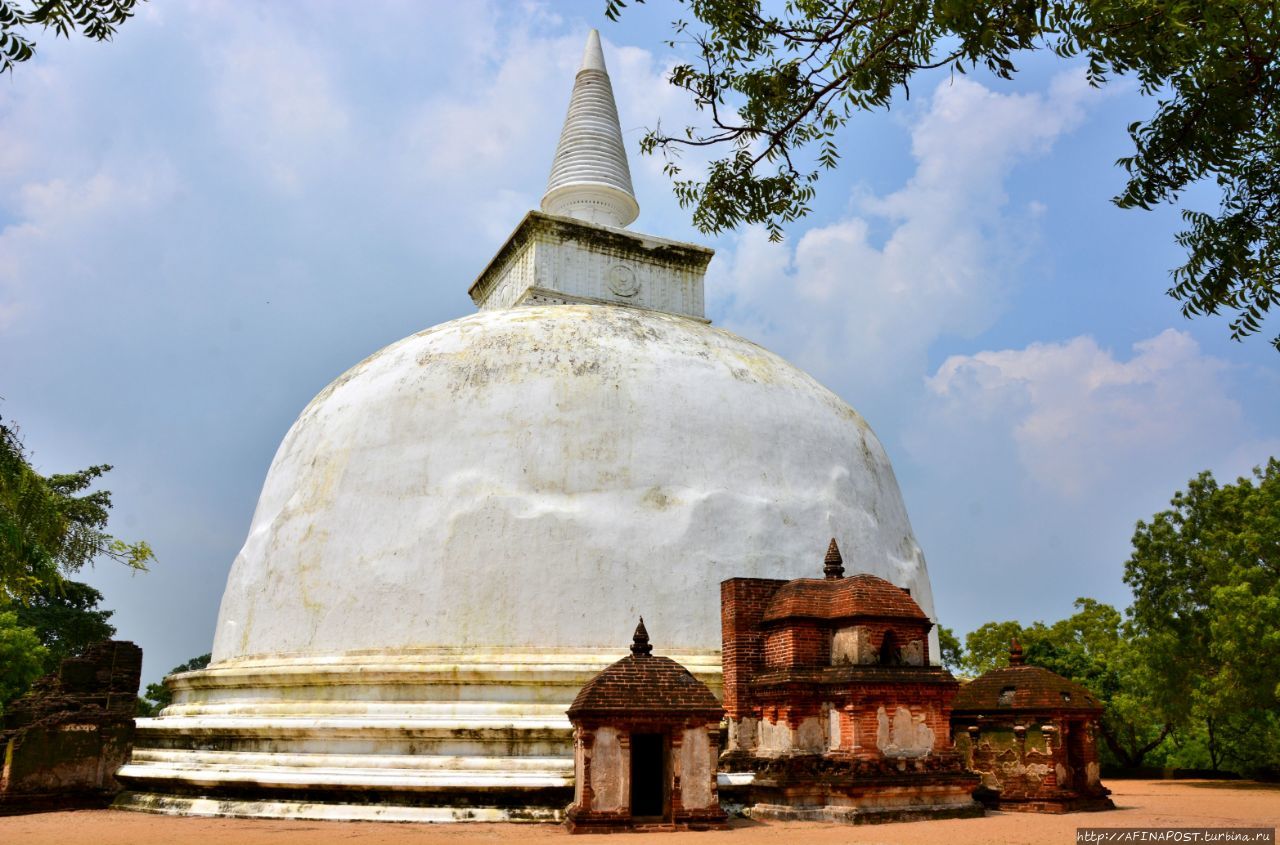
[904,328,1279,631]
[920,329,1274,497]
[206,20,351,192]
[404,33,571,179]
[710,73,1094,394]
[0,160,179,327]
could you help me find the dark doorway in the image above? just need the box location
[630,733,666,818]
[878,630,902,665]
[1066,721,1088,791]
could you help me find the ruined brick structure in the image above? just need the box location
[1,641,142,814]
[950,640,1115,813]
[720,540,981,823]
[564,620,727,833]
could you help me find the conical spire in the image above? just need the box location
[1009,637,1025,666]
[630,616,653,657]
[823,538,845,580]
[540,29,639,228]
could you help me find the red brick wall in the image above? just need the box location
[720,578,786,719]
[761,619,933,670]
[763,622,830,668]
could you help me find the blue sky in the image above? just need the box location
[2,1,1277,685]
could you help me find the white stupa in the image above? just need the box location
[116,31,938,822]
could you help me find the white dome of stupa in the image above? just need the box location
[117,30,938,823]
[212,304,934,661]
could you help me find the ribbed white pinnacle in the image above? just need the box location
[540,29,640,228]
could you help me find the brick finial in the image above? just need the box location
[631,617,653,657]
[823,538,845,580]
[1009,637,1025,666]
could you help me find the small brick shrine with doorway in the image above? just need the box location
[564,619,728,833]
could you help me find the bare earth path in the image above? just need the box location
[3,780,1277,845]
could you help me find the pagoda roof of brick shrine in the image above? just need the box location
[762,573,930,625]
[567,620,723,719]
[952,640,1103,714]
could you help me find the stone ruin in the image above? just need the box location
[950,640,1115,813]
[1,640,142,814]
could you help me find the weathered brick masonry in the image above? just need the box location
[1,640,142,813]
[950,641,1114,813]
[719,540,981,823]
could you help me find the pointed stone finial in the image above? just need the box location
[823,538,845,580]
[540,29,639,228]
[631,616,653,657]
[1009,637,1025,666]
[580,28,607,72]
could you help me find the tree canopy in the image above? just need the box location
[958,602,1172,768]
[936,624,963,673]
[0,609,46,713]
[0,0,143,74]
[950,459,1280,774]
[0,418,153,603]
[0,578,116,716]
[607,0,1280,349]
[9,579,116,673]
[1125,458,1280,771]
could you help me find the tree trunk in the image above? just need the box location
[1207,716,1221,772]
[1099,719,1172,768]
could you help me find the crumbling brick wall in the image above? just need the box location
[1,640,142,812]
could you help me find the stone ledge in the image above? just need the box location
[115,791,565,822]
[749,801,986,824]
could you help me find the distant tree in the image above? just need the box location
[608,0,1280,349]
[136,652,210,717]
[960,619,1035,676]
[960,603,1172,768]
[0,418,153,604]
[950,461,1277,773]
[1027,599,1172,768]
[10,579,115,674]
[936,624,963,674]
[0,0,144,73]
[0,609,46,714]
[1125,459,1280,772]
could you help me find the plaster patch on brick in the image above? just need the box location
[590,727,625,811]
[876,705,935,759]
[680,727,712,810]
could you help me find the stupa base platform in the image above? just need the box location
[115,647,720,822]
[748,801,985,825]
[981,794,1116,814]
[731,756,983,826]
[113,791,567,823]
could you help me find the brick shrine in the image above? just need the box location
[718,540,982,823]
[564,619,728,833]
[950,639,1115,813]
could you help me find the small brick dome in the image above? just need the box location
[952,642,1102,713]
[761,573,928,624]
[567,620,723,719]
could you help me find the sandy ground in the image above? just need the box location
[3,780,1278,845]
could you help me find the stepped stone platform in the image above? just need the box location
[115,647,721,822]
